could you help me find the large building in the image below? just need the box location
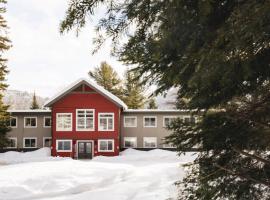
[6,78,197,159]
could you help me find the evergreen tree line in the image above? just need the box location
[0,0,11,149]
[61,0,270,199]
[89,61,157,109]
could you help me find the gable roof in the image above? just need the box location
[44,78,128,109]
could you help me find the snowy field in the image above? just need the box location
[0,148,196,200]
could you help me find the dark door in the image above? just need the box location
[78,142,92,159]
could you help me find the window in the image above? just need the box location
[76,109,94,131]
[183,116,196,125]
[124,137,137,148]
[44,117,51,128]
[163,116,177,127]
[98,140,114,152]
[163,143,175,148]
[143,137,157,148]
[98,113,114,131]
[43,137,52,148]
[24,117,37,128]
[143,116,157,127]
[6,137,17,148]
[56,113,72,131]
[56,140,72,152]
[23,137,37,148]
[124,116,137,127]
[9,117,17,128]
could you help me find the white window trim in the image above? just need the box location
[143,116,157,128]
[10,117,17,128]
[98,139,114,152]
[23,137,37,148]
[123,137,137,148]
[6,137,17,148]
[98,113,114,131]
[43,116,52,128]
[56,139,72,152]
[24,117,37,128]
[76,109,95,131]
[123,116,137,128]
[43,137,52,147]
[56,113,73,131]
[143,137,157,148]
[163,116,178,127]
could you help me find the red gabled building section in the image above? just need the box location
[44,78,127,159]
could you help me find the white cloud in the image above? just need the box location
[5,0,127,97]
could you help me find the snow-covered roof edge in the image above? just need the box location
[44,78,128,109]
[124,109,201,113]
[8,109,51,113]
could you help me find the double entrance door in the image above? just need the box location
[78,141,93,159]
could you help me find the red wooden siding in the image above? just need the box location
[51,87,121,158]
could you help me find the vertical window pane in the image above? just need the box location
[10,118,17,127]
[100,141,107,150]
[108,141,113,150]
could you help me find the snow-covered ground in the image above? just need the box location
[0,148,196,200]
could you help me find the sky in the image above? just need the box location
[5,0,127,97]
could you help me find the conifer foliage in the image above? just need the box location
[89,61,124,101]
[123,70,145,109]
[30,92,40,109]
[0,0,11,148]
[147,98,157,109]
[61,0,270,198]
[89,62,145,109]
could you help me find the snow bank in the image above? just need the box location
[0,148,64,165]
[0,149,196,200]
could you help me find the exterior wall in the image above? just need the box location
[121,111,193,148]
[51,91,121,158]
[7,112,51,149]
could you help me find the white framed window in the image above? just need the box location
[163,116,178,127]
[143,116,157,128]
[9,117,17,128]
[98,139,114,152]
[24,117,37,128]
[56,113,72,131]
[44,117,52,128]
[98,113,114,131]
[56,140,72,152]
[143,137,157,148]
[6,137,17,148]
[124,116,137,127]
[124,137,137,148]
[183,116,196,124]
[43,137,52,148]
[76,109,94,131]
[23,137,37,148]
[163,143,175,148]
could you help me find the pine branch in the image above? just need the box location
[215,164,270,187]
[232,147,270,165]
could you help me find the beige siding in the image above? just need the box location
[7,112,51,148]
[121,111,194,148]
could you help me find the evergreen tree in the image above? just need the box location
[0,0,11,148]
[89,61,124,100]
[60,0,270,199]
[30,92,40,109]
[123,70,145,109]
[147,98,157,109]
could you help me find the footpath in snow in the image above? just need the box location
[0,148,196,200]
